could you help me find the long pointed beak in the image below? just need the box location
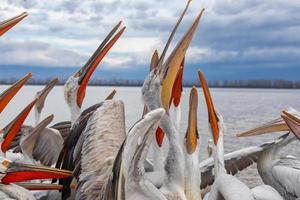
[281,110,300,140]
[16,183,63,190]
[198,70,219,145]
[236,117,287,137]
[0,73,32,113]
[105,89,117,100]
[0,12,28,36]
[1,98,37,153]
[185,86,199,154]
[76,22,126,108]
[2,163,72,184]
[22,115,54,145]
[161,8,205,111]
[35,78,58,113]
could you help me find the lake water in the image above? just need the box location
[0,85,299,187]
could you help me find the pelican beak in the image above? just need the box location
[185,86,199,154]
[160,8,204,111]
[0,73,32,113]
[76,22,126,108]
[105,89,117,100]
[281,110,300,140]
[236,117,287,137]
[1,163,72,184]
[16,183,63,190]
[22,115,54,145]
[0,12,28,36]
[198,70,219,145]
[35,78,58,113]
[155,127,164,147]
[169,58,184,107]
[1,98,37,153]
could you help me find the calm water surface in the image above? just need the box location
[0,85,299,187]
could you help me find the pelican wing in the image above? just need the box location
[51,121,72,142]
[32,128,64,166]
[272,157,300,197]
[56,102,104,199]
[76,100,126,200]
[200,146,262,189]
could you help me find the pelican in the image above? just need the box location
[237,108,300,200]
[0,73,32,114]
[63,21,125,124]
[0,12,28,36]
[198,70,283,200]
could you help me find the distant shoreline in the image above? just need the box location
[0,79,300,89]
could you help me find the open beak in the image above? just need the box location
[0,12,28,36]
[281,110,300,140]
[0,73,32,113]
[76,21,126,108]
[16,183,63,190]
[160,8,205,111]
[35,78,58,113]
[236,117,287,137]
[198,70,219,145]
[1,98,37,153]
[1,163,72,184]
[185,86,199,154]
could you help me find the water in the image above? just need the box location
[0,85,300,187]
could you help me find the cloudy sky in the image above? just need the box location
[0,0,299,81]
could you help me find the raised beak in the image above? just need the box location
[236,117,287,137]
[35,78,58,113]
[105,89,117,100]
[76,22,126,108]
[1,163,72,184]
[21,115,54,145]
[198,70,219,145]
[16,183,63,190]
[160,8,204,111]
[281,110,300,140]
[0,73,32,113]
[1,98,37,153]
[0,12,28,36]
[185,86,199,154]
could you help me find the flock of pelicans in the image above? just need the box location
[1,2,300,200]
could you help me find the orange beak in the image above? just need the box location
[169,57,184,107]
[0,12,28,36]
[1,98,37,153]
[185,86,199,154]
[2,163,72,184]
[198,70,219,145]
[0,73,32,113]
[76,22,126,108]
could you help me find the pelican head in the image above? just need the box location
[0,12,28,36]
[64,22,125,123]
[0,73,32,114]
[34,78,58,124]
[236,107,300,138]
[123,108,165,199]
[1,98,37,155]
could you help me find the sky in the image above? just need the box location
[0,0,300,81]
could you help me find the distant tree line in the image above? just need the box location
[0,78,300,89]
